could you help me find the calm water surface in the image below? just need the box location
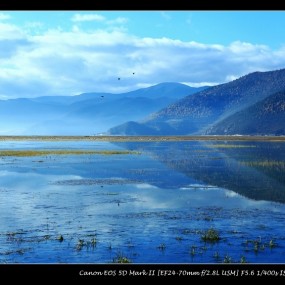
[0,140,285,263]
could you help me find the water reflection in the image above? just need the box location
[115,141,285,203]
[0,140,285,263]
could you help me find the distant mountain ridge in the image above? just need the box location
[206,90,285,135]
[109,68,285,136]
[0,82,206,135]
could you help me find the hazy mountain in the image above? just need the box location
[0,82,205,135]
[108,121,155,136]
[0,98,67,135]
[206,90,285,135]
[109,68,285,135]
[122,82,201,99]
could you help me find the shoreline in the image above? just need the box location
[0,135,285,142]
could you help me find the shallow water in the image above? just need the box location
[0,140,285,263]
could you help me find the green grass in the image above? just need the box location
[0,150,139,157]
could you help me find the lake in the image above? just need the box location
[0,139,285,263]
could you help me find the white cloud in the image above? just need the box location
[0,24,285,99]
[182,82,219,87]
[225,75,238,82]
[0,23,26,40]
[71,13,105,22]
[107,17,128,25]
[24,22,43,29]
[136,183,158,189]
[0,13,11,21]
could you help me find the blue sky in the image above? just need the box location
[1,11,285,98]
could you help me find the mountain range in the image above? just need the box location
[2,67,285,136]
[109,68,285,136]
[0,83,205,135]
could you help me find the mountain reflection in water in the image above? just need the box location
[114,141,285,204]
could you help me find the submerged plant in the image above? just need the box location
[112,252,131,264]
[76,239,85,251]
[57,235,64,242]
[157,243,166,251]
[201,228,221,242]
[201,245,208,251]
[260,244,265,251]
[190,245,197,256]
[269,239,276,249]
[213,251,220,260]
[240,256,247,263]
[223,255,232,263]
[90,237,97,247]
[204,216,213,222]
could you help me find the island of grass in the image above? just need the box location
[0,150,139,157]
